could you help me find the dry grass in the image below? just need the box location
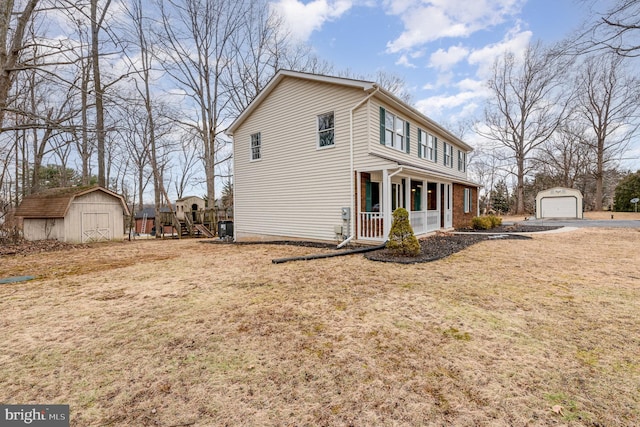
[1,229,639,426]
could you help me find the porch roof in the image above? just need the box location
[368,152,482,188]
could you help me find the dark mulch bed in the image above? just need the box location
[365,232,532,264]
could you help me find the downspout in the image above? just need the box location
[338,86,380,249]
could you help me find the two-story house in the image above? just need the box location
[226,70,479,243]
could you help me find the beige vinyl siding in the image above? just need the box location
[233,77,366,241]
[64,192,125,242]
[365,100,470,179]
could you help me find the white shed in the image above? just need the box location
[535,187,583,219]
[15,186,130,243]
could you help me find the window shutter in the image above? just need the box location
[405,122,410,154]
[379,107,385,145]
[434,138,438,162]
[443,142,447,166]
[417,129,422,158]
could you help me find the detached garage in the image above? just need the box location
[535,187,583,219]
[15,186,130,243]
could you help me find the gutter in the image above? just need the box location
[342,86,380,248]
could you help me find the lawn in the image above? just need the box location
[1,227,639,426]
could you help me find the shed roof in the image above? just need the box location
[15,186,130,219]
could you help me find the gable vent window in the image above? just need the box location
[318,112,335,148]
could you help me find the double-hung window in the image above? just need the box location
[458,150,466,172]
[443,142,453,167]
[427,134,436,161]
[418,129,427,158]
[385,112,405,151]
[318,112,335,148]
[418,130,436,161]
[250,132,261,161]
[380,107,409,153]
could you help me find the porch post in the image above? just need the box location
[404,176,411,211]
[356,171,361,239]
[436,182,442,228]
[383,168,390,238]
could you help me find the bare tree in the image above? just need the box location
[576,0,640,57]
[171,134,200,200]
[0,0,39,128]
[156,0,242,210]
[534,120,592,188]
[476,42,571,214]
[574,53,640,209]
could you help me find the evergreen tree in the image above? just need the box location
[614,171,640,212]
[386,208,420,257]
[490,180,511,214]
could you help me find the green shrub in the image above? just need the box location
[471,216,492,230]
[471,215,503,230]
[488,215,502,228]
[386,208,421,256]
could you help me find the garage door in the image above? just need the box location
[540,197,578,219]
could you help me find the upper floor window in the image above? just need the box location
[443,142,453,167]
[380,107,410,154]
[318,112,334,148]
[251,132,261,161]
[458,150,466,172]
[418,129,427,158]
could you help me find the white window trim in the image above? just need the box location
[317,111,335,149]
[458,150,466,172]
[250,132,261,161]
[444,142,453,167]
[427,133,435,162]
[464,188,471,213]
[384,112,405,152]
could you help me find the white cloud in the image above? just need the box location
[396,54,417,68]
[270,0,353,42]
[468,28,532,78]
[429,44,469,71]
[385,0,525,53]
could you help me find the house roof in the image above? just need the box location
[225,69,472,152]
[14,186,130,219]
[370,153,482,188]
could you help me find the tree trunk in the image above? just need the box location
[0,0,39,128]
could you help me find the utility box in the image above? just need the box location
[341,207,350,220]
[218,220,234,239]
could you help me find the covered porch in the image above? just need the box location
[357,169,453,241]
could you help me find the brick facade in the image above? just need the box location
[452,184,477,229]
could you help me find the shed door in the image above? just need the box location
[82,213,111,242]
[540,197,577,218]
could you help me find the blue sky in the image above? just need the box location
[272,0,590,125]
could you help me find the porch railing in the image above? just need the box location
[359,212,384,240]
[360,210,442,240]
[410,211,426,235]
[427,211,439,231]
